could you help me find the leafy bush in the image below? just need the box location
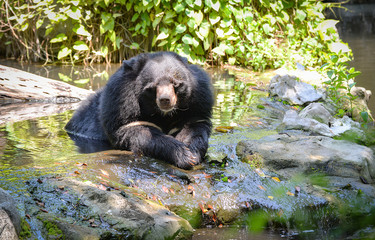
[0,0,344,70]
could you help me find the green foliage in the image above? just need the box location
[1,0,337,69]
[321,53,361,117]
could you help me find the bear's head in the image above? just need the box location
[127,52,195,115]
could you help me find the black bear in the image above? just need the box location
[65,52,214,169]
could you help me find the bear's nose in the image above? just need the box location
[159,97,170,106]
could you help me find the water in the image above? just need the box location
[340,33,375,114]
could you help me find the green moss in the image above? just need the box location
[240,152,264,169]
[19,218,32,239]
[37,216,65,240]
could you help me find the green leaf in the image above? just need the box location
[194,11,203,26]
[131,13,139,22]
[330,55,339,63]
[228,57,236,65]
[175,24,187,34]
[36,19,44,29]
[74,78,90,84]
[174,3,185,13]
[212,0,220,11]
[327,70,334,79]
[163,10,176,25]
[157,40,169,47]
[156,31,169,40]
[182,34,199,47]
[50,33,67,43]
[198,20,210,38]
[101,12,115,34]
[360,111,369,123]
[296,9,307,22]
[262,23,272,35]
[108,30,116,43]
[66,8,82,20]
[20,23,29,31]
[152,15,163,29]
[73,24,91,37]
[58,73,72,82]
[209,12,221,25]
[130,42,140,50]
[73,41,89,51]
[57,47,72,59]
[104,0,113,6]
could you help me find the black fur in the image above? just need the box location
[65,52,214,169]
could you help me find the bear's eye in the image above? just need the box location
[173,81,181,88]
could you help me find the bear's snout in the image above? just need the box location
[156,84,177,112]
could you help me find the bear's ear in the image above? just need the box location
[122,53,149,73]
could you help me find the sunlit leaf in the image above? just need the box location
[57,47,71,59]
[73,24,91,37]
[156,31,169,40]
[50,33,67,43]
[209,12,221,25]
[286,191,295,196]
[175,24,186,34]
[272,177,281,182]
[74,78,90,84]
[258,185,266,191]
[215,126,233,133]
[73,41,89,51]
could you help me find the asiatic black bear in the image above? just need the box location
[65,52,214,169]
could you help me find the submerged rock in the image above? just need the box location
[236,134,375,182]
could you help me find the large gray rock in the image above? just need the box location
[0,188,21,240]
[268,74,323,105]
[236,134,375,182]
[26,177,193,240]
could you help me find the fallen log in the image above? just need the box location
[0,64,93,104]
[0,64,94,124]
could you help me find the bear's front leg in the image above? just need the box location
[111,125,197,169]
[175,121,211,165]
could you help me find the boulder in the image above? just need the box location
[268,74,323,105]
[0,188,21,240]
[25,177,193,240]
[236,134,375,182]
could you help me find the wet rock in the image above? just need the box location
[268,74,323,105]
[281,110,334,137]
[299,102,333,124]
[281,109,363,137]
[25,177,193,240]
[236,134,375,182]
[0,188,21,239]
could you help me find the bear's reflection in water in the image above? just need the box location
[67,133,112,154]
